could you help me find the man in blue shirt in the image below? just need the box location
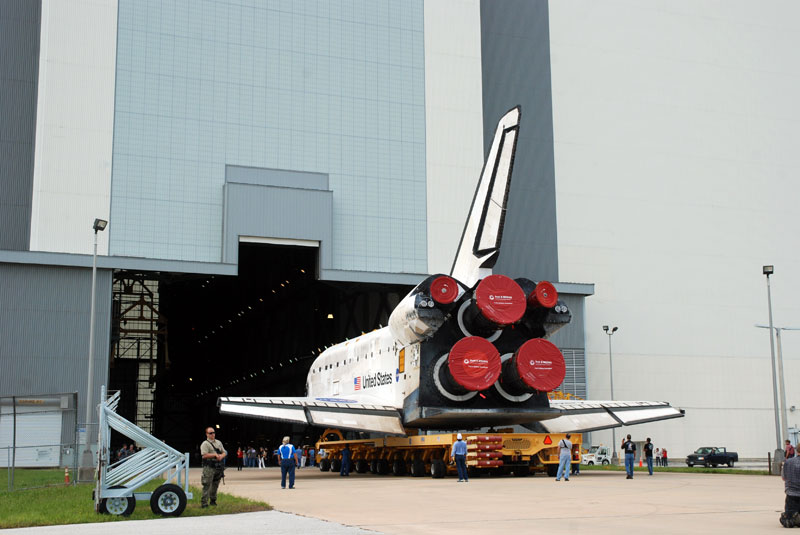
[451,433,468,482]
[278,436,299,489]
[340,444,351,476]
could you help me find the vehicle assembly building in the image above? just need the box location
[1,0,798,461]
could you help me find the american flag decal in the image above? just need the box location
[354,376,361,390]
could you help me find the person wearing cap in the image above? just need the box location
[451,433,468,482]
[278,436,299,489]
[555,433,572,482]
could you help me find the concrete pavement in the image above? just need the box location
[3,466,788,534]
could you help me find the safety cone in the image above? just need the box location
[639,459,642,467]
[64,467,70,485]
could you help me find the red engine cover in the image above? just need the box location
[447,336,501,391]
[474,275,526,325]
[513,338,566,392]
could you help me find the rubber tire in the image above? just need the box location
[587,461,594,465]
[99,485,135,516]
[376,459,390,475]
[431,459,446,479]
[319,459,331,472]
[546,464,558,478]
[355,460,369,473]
[601,459,610,465]
[392,459,406,476]
[727,461,734,468]
[149,484,187,516]
[711,463,717,468]
[410,459,426,477]
[370,460,379,473]
[330,459,342,473]
[687,463,693,467]
[513,465,530,477]
[703,461,709,468]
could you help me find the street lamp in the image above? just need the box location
[763,265,784,472]
[756,323,800,451]
[603,325,619,463]
[80,218,107,478]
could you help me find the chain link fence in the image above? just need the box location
[0,393,83,491]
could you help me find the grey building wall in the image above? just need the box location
[480,0,559,282]
[223,166,333,268]
[0,263,113,430]
[0,0,41,250]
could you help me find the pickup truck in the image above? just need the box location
[685,447,738,468]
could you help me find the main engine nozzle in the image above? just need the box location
[500,338,566,395]
[438,336,501,394]
[459,274,526,337]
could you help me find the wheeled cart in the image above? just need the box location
[94,386,193,516]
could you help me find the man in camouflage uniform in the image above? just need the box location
[200,427,227,508]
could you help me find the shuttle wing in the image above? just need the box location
[218,395,405,435]
[538,400,685,433]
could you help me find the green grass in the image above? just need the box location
[579,463,770,475]
[0,469,270,529]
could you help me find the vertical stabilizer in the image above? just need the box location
[450,106,521,287]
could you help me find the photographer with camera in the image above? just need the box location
[201,427,227,508]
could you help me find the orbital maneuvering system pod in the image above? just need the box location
[218,107,684,435]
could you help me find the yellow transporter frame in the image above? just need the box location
[315,429,582,478]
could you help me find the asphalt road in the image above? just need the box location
[3,466,788,534]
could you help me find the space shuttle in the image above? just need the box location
[218,106,684,435]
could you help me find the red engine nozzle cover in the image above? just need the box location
[513,338,566,392]
[474,274,526,325]
[527,281,558,309]
[447,336,501,391]
[430,275,459,305]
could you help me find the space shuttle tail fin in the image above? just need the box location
[450,106,521,287]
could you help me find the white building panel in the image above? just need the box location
[29,0,117,255]
[424,0,484,275]
[550,1,800,457]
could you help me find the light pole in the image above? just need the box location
[762,265,784,472]
[80,218,107,478]
[603,325,619,464]
[756,323,800,449]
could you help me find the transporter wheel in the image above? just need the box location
[370,460,379,473]
[99,485,136,516]
[391,460,406,476]
[331,459,342,472]
[376,459,390,475]
[431,459,446,479]
[546,464,558,478]
[727,460,734,468]
[602,459,610,465]
[149,484,187,516]
[355,460,369,473]
[513,465,530,477]
[410,459,426,477]
[319,459,331,472]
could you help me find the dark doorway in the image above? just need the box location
[109,243,411,461]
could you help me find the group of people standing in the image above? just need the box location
[234,443,317,471]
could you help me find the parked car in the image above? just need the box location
[686,447,738,467]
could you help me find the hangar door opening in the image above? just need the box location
[108,243,411,459]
